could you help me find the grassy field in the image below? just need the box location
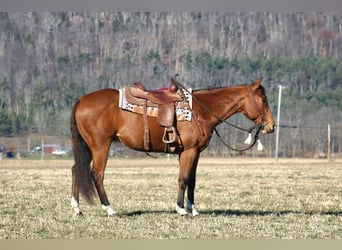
[0,157,341,239]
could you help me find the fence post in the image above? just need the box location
[328,124,331,161]
[41,139,44,161]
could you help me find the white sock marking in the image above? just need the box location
[102,205,116,216]
[71,196,81,215]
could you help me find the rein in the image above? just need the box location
[175,79,252,133]
[174,77,264,152]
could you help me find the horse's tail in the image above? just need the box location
[71,100,96,204]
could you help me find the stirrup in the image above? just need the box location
[162,127,177,144]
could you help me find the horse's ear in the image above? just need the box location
[251,78,262,90]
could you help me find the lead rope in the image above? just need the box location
[214,123,262,152]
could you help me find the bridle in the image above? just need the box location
[174,77,265,152]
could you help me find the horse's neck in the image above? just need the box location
[193,86,245,126]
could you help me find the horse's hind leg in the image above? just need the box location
[71,164,82,215]
[91,146,116,216]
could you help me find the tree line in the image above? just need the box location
[1,12,341,157]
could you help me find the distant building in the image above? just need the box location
[34,144,61,154]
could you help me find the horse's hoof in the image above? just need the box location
[102,205,116,216]
[73,211,83,217]
[189,208,199,217]
[176,204,189,216]
[187,204,199,216]
[107,212,116,217]
[72,206,83,216]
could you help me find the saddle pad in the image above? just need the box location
[119,87,192,122]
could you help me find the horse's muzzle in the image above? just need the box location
[262,123,274,134]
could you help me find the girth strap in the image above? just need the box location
[142,100,150,151]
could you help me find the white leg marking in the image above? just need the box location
[71,196,82,216]
[187,200,199,216]
[102,205,116,216]
[176,203,188,216]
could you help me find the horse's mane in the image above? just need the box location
[193,83,250,93]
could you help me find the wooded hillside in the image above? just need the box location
[1,12,341,157]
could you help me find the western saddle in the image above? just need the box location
[125,75,184,151]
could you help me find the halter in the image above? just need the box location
[214,85,265,152]
[174,77,265,152]
[247,85,265,128]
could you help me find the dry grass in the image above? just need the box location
[0,157,341,239]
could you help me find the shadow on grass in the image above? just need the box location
[119,210,175,217]
[200,209,342,217]
[119,209,342,217]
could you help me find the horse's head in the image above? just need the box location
[242,79,275,134]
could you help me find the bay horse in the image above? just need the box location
[70,77,275,216]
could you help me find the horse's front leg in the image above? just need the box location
[186,155,200,216]
[176,148,200,216]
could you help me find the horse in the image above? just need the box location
[70,77,275,216]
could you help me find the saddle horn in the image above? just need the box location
[171,73,179,81]
[170,73,179,92]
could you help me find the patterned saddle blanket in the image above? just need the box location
[118,87,192,122]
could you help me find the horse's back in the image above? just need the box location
[78,88,119,108]
[76,88,119,115]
